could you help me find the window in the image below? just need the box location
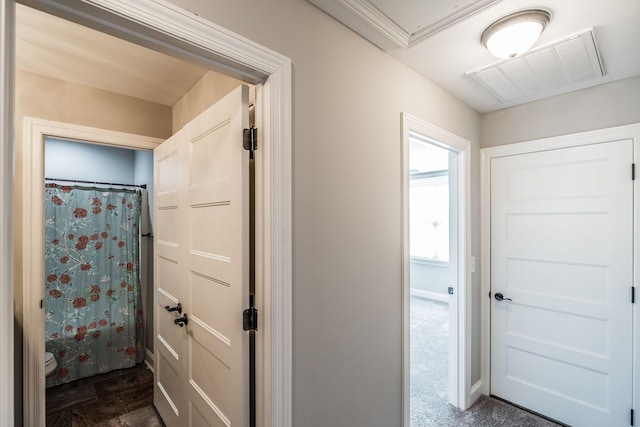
[409,134,450,262]
[410,171,449,261]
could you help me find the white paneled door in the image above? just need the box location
[154,85,251,427]
[490,140,634,426]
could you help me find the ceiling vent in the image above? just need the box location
[466,29,604,104]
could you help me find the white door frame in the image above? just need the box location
[4,1,293,426]
[401,112,473,426]
[0,0,14,425]
[22,118,163,425]
[480,122,640,414]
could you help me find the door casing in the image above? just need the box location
[9,1,293,426]
[0,1,14,424]
[480,122,640,416]
[22,117,162,425]
[401,112,474,426]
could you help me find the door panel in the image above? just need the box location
[154,85,250,427]
[156,350,185,419]
[184,85,250,427]
[490,140,633,427]
[154,133,186,425]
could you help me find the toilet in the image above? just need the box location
[45,352,57,377]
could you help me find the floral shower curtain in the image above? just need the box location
[44,184,145,387]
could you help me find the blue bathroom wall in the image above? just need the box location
[134,150,154,217]
[45,138,137,183]
[45,137,154,226]
[45,137,153,220]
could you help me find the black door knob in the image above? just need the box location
[174,314,188,327]
[494,292,512,302]
[165,303,182,314]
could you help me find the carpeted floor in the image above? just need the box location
[410,296,562,427]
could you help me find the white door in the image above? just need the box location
[490,140,633,426]
[154,85,251,427]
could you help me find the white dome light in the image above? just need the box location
[481,10,551,59]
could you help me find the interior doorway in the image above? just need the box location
[408,135,456,424]
[10,1,293,426]
[22,117,162,425]
[402,113,472,426]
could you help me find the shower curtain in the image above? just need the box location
[44,184,145,387]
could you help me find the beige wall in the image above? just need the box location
[172,70,243,132]
[13,69,172,425]
[481,75,640,147]
[167,0,481,425]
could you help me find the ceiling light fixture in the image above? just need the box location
[481,9,551,59]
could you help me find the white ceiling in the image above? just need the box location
[15,4,209,107]
[309,0,640,112]
[16,2,640,113]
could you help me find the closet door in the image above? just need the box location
[154,85,251,427]
[490,140,633,427]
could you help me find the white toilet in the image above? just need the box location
[45,352,57,377]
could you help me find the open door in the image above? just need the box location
[153,85,251,426]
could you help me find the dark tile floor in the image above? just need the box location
[46,363,165,426]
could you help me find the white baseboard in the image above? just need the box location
[410,288,449,303]
[470,379,483,406]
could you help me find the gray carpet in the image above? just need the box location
[410,296,561,426]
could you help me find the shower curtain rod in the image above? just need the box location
[45,177,147,189]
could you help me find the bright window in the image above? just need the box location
[410,172,449,261]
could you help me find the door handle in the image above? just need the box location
[494,292,512,302]
[165,303,182,314]
[174,314,188,327]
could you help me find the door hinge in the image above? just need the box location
[40,299,43,309]
[633,287,636,304]
[488,291,492,299]
[633,163,636,181]
[243,307,258,331]
[243,127,258,159]
[631,408,634,426]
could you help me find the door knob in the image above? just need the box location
[174,314,188,327]
[494,292,512,302]
[165,303,182,314]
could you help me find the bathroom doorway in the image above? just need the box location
[42,134,158,424]
[8,0,292,425]
[20,113,163,425]
[401,113,472,426]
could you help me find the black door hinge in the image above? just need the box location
[631,408,634,426]
[243,127,258,159]
[633,163,636,181]
[633,287,636,304]
[40,299,43,309]
[243,307,258,331]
